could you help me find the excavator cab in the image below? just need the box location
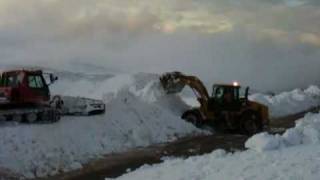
[210,84,249,111]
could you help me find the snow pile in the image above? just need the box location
[107,144,320,180]
[250,86,320,118]
[50,71,129,99]
[108,112,320,180]
[0,73,202,178]
[246,112,320,152]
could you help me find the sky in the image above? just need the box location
[0,0,319,91]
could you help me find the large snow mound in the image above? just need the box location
[109,111,320,180]
[250,86,320,118]
[0,73,202,178]
[246,111,320,152]
[107,144,320,180]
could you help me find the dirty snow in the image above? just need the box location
[108,111,320,180]
[249,86,320,118]
[0,72,202,178]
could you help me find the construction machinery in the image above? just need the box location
[0,69,105,123]
[160,72,269,135]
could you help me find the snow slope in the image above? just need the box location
[0,73,202,178]
[250,86,320,118]
[108,111,320,180]
[246,112,320,152]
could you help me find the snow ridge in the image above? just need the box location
[246,112,320,152]
[108,111,320,180]
[250,86,320,118]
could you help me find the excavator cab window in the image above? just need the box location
[1,73,20,88]
[215,87,225,100]
[212,86,238,101]
[26,73,50,98]
[211,85,242,111]
[28,75,45,89]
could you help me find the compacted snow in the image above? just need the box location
[0,72,202,178]
[108,111,320,180]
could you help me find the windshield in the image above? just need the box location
[27,75,45,89]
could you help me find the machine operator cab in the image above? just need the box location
[0,70,58,103]
[209,82,249,111]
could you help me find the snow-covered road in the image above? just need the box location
[0,70,320,179]
[108,111,320,180]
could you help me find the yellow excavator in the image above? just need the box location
[160,72,269,135]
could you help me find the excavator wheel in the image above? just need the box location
[12,114,23,123]
[182,110,203,128]
[48,110,61,123]
[37,109,60,123]
[240,111,262,136]
[26,113,38,123]
[0,115,6,122]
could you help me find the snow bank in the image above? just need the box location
[107,144,320,180]
[246,111,320,152]
[0,73,202,178]
[250,86,320,118]
[108,112,320,180]
[51,71,129,99]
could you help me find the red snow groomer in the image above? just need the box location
[0,69,62,123]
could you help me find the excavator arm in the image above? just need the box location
[160,72,210,107]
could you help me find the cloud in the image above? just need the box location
[0,0,233,39]
[0,0,319,91]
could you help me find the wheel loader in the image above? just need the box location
[160,72,269,135]
[0,69,105,123]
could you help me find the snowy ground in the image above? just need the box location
[0,72,202,178]
[1,69,320,179]
[184,86,320,118]
[107,111,320,180]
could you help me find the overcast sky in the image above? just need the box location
[0,0,319,91]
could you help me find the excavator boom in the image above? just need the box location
[160,72,210,101]
[160,72,186,94]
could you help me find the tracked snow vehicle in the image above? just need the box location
[0,69,106,123]
[0,69,61,122]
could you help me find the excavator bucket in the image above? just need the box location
[160,72,186,94]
